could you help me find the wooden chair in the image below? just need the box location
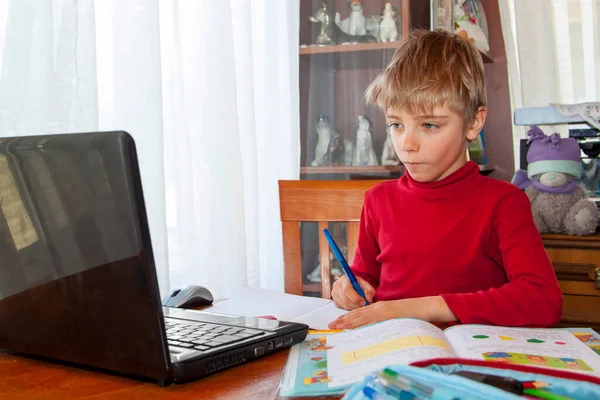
[278,180,385,298]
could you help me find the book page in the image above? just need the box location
[203,287,332,321]
[444,325,600,375]
[291,302,348,330]
[278,332,346,397]
[326,319,457,388]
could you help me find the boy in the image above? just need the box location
[329,30,562,329]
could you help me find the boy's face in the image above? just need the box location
[385,104,486,182]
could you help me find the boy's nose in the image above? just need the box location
[400,130,419,152]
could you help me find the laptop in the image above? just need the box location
[0,131,308,385]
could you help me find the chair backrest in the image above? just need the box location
[278,180,386,298]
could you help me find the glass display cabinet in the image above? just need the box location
[297,0,510,297]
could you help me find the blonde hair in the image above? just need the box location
[365,29,486,124]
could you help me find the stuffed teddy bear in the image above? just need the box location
[512,126,598,236]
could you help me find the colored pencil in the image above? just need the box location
[523,388,572,400]
[523,381,550,389]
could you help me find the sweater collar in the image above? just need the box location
[400,161,481,199]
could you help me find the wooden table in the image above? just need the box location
[0,346,339,399]
[0,299,340,400]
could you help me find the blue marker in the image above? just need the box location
[322,228,369,306]
[363,385,394,400]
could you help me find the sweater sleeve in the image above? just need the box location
[441,189,563,327]
[350,192,381,289]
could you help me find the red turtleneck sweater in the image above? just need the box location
[352,161,562,327]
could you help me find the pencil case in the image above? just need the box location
[342,358,600,400]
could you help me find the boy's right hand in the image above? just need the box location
[331,276,376,310]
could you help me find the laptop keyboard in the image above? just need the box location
[164,319,265,352]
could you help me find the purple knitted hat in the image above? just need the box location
[527,126,581,179]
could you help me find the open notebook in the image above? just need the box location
[278,318,600,397]
[203,288,348,330]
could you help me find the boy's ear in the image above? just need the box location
[466,106,487,141]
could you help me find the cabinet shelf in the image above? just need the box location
[300,165,404,174]
[299,42,403,55]
[300,164,492,175]
[299,42,493,63]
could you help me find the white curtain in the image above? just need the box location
[0,0,300,298]
[159,1,300,297]
[499,0,600,167]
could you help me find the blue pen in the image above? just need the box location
[322,228,369,305]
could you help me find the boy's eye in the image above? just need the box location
[423,123,439,130]
[388,122,401,130]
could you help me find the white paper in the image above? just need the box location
[291,302,349,330]
[326,319,456,388]
[203,287,344,328]
[278,341,301,393]
[444,325,600,375]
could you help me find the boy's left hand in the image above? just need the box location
[328,301,398,329]
[328,296,456,329]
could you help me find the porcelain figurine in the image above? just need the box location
[453,0,489,53]
[307,251,344,283]
[309,2,335,44]
[311,115,332,166]
[380,2,399,42]
[365,15,381,41]
[324,129,355,166]
[309,2,376,45]
[352,115,378,166]
[325,130,345,166]
[343,138,354,166]
[381,125,400,165]
[432,0,454,31]
[335,0,366,36]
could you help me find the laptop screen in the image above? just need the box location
[0,131,170,381]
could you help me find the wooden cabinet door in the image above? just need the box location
[542,234,600,332]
